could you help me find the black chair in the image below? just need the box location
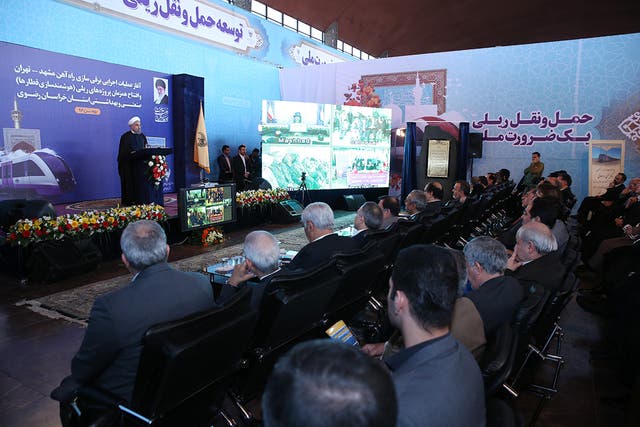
[486,397,524,427]
[72,286,258,427]
[395,219,426,250]
[231,260,343,402]
[480,322,519,397]
[326,243,386,325]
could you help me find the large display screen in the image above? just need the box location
[259,100,392,190]
[178,184,236,232]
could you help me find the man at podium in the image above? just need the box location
[118,116,148,206]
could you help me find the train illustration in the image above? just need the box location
[0,150,76,197]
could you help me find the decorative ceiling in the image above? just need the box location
[259,0,640,57]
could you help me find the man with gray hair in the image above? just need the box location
[287,202,360,270]
[404,189,427,217]
[220,230,282,307]
[352,201,383,245]
[52,220,214,414]
[463,237,524,336]
[506,221,566,294]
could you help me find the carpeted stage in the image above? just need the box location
[18,211,356,324]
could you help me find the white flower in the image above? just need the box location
[148,161,153,166]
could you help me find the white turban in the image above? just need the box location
[128,116,141,126]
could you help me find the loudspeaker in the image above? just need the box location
[342,194,366,211]
[27,238,101,283]
[0,199,56,229]
[468,133,483,158]
[253,177,272,190]
[271,199,304,223]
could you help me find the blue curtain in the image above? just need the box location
[401,122,417,203]
[457,122,469,180]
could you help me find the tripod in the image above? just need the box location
[296,177,311,206]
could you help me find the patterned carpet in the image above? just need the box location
[21,213,356,323]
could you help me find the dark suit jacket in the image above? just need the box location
[422,200,444,218]
[53,263,215,403]
[216,154,233,182]
[387,334,486,427]
[287,233,360,271]
[467,275,524,335]
[117,131,147,206]
[232,154,250,190]
[506,254,566,295]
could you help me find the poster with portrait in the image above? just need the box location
[588,140,625,196]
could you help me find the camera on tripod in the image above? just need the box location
[300,171,307,182]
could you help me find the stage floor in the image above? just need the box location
[53,193,179,217]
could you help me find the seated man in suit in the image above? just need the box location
[577,172,626,223]
[557,172,577,211]
[421,181,444,218]
[287,202,360,270]
[218,230,282,308]
[51,220,215,420]
[352,201,383,245]
[404,189,427,217]
[506,221,565,295]
[378,195,401,229]
[262,339,397,427]
[385,245,485,427]
[463,236,524,336]
[522,196,569,256]
[362,248,487,360]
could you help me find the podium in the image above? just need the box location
[131,147,173,206]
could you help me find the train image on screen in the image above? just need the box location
[0,150,76,196]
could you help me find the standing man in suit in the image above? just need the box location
[52,220,215,421]
[232,144,251,190]
[216,144,233,183]
[521,151,545,191]
[117,116,148,206]
[386,244,485,427]
[287,202,360,270]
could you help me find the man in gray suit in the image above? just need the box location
[52,220,215,419]
[386,244,485,427]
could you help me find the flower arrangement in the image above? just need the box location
[344,79,381,108]
[201,226,224,247]
[6,204,167,246]
[236,188,291,208]
[147,155,169,186]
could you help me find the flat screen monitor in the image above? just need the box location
[178,184,236,232]
[259,100,392,190]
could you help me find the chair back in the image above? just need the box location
[480,322,519,396]
[396,219,425,250]
[252,259,341,354]
[326,243,386,322]
[131,286,257,420]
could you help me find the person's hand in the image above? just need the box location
[361,343,385,358]
[227,262,255,287]
[614,217,624,228]
[506,250,521,271]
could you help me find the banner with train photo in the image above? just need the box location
[0,41,174,204]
